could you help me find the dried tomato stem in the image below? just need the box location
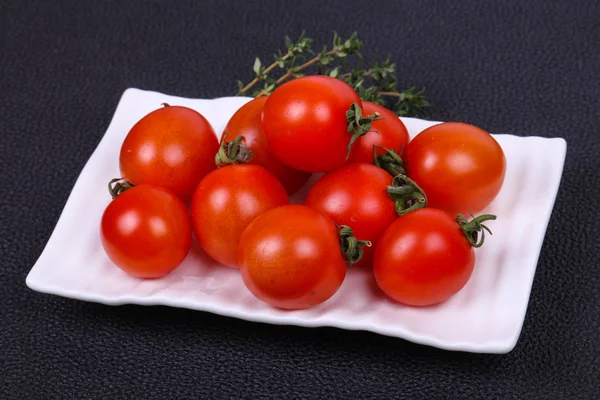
[373,145,406,176]
[456,214,497,248]
[338,225,372,266]
[386,174,427,216]
[215,135,254,167]
[108,178,134,199]
[345,102,382,157]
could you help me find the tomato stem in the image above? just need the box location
[215,135,254,167]
[346,103,383,157]
[373,145,406,176]
[456,214,497,248]
[375,146,426,215]
[386,174,427,216]
[108,178,134,199]
[338,224,372,266]
[161,103,170,107]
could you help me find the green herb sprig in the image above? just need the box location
[236,32,430,117]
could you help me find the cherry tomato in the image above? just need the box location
[404,122,506,215]
[374,208,494,306]
[347,101,409,164]
[100,184,192,279]
[221,96,311,194]
[120,104,219,202]
[262,76,362,172]
[305,163,397,267]
[238,205,348,310]
[191,164,289,268]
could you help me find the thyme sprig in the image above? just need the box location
[236,32,430,117]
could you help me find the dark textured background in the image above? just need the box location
[1,0,599,398]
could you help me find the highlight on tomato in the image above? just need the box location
[373,208,496,306]
[119,104,220,203]
[262,75,380,173]
[404,122,506,215]
[220,96,312,195]
[100,180,192,279]
[238,204,371,310]
[191,137,289,268]
[347,101,409,165]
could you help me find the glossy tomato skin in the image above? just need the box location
[404,122,506,215]
[120,105,219,203]
[373,208,475,306]
[100,185,192,279]
[262,76,362,173]
[221,96,311,194]
[191,164,289,269]
[238,205,347,310]
[347,102,410,164]
[305,163,397,267]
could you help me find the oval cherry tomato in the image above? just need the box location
[374,208,493,306]
[262,76,362,172]
[305,163,397,267]
[404,122,506,215]
[238,205,348,310]
[221,96,311,194]
[191,164,289,268]
[347,101,409,164]
[120,105,219,202]
[100,184,192,279]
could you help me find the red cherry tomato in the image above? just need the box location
[262,76,362,172]
[221,96,311,194]
[374,208,494,306]
[305,163,397,267]
[120,105,219,202]
[100,184,192,279]
[238,205,348,310]
[347,101,409,164]
[191,164,289,268]
[404,122,506,215]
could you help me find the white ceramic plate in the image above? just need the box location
[26,88,566,354]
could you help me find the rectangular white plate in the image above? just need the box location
[26,88,566,354]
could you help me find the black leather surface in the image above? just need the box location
[1,0,599,398]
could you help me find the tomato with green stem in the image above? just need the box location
[347,101,409,165]
[219,96,311,194]
[305,163,398,267]
[238,205,371,310]
[305,151,429,267]
[100,182,192,279]
[262,76,380,173]
[373,208,496,306]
